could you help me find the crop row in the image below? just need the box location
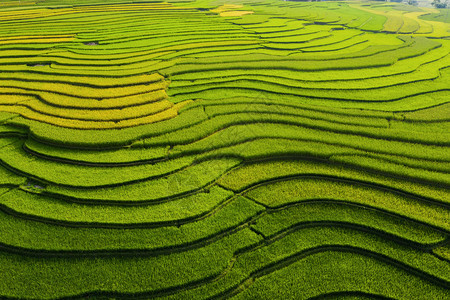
[0,224,447,299]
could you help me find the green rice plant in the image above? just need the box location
[168,120,450,162]
[166,249,449,300]
[263,31,331,44]
[237,226,450,283]
[0,72,164,88]
[169,67,449,104]
[24,139,169,164]
[0,111,18,123]
[44,158,241,202]
[233,250,449,300]
[163,37,441,76]
[0,78,168,99]
[0,101,184,129]
[332,154,450,185]
[8,99,174,122]
[399,102,450,122]
[382,13,404,32]
[0,228,261,299]
[0,163,26,186]
[253,201,446,245]
[5,105,207,147]
[419,9,450,23]
[199,102,389,128]
[245,178,449,230]
[217,159,449,203]
[0,194,263,251]
[0,140,195,187]
[398,16,420,33]
[433,244,450,261]
[0,185,232,224]
[300,34,368,53]
[170,50,448,93]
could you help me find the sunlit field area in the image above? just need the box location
[0,0,449,298]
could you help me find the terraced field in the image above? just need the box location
[0,0,449,299]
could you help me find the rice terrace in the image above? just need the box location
[0,0,449,298]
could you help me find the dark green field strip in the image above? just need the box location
[262,30,331,45]
[189,132,450,184]
[168,70,450,105]
[0,111,19,123]
[0,166,26,186]
[168,64,450,106]
[307,292,393,300]
[331,154,450,185]
[0,228,262,299]
[240,18,304,32]
[169,52,448,89]
[217,155,450,202]
[199,101,450,139]
[252,201,447,246]
[0,220,447,299]
[244,177,449,230]
[168,40,444,83]
[169,48,449,91]
[167,121,450,163]
[300,35,368,53]
[420,9,450,24]
[24,138,168,164]
[0,41,252,69]
[170,85,450,111]
[0,185,232,225]
[0,141,196,187]
[157,106,450,148]
[163,36,436,71]
[0,122,25,136]
[18,42,257,72]
[262,31,365,51]
[330,153,450,176]
[433,243,450,262]
[161,227,449,300]
[232,226,450,290]
[196,97,392,120]
[42,158,240,203]
[0,195,264,252]
[398,102,450,122]
[72,19,242,38]
[230,251,449,300]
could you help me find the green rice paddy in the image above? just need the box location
[0,0,449,299]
